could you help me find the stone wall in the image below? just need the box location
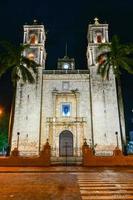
[11,68,43,156]
[0,141,51,167]
[89,67,123,154]
[82,145,133,166]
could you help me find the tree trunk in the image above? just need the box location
[115,77,127,154]
[8,82,17,154]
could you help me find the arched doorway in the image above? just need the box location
[59,131,73,157]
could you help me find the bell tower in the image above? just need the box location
[87,18,126,155]
[11,20,46,156]
[23,19,46,66]
[87,17,109,66]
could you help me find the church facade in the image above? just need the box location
[10,19,126,162]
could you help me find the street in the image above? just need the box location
[0,167,133,200]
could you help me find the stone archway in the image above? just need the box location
[59,130,73,157]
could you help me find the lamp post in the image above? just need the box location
[115,131,119,148]
[17,132,20,150]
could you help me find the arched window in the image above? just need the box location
[97,35,102,43]
[98,55,105,65]
[29,34,38,44]
[27,53,35,60]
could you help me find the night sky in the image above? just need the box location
[0,0,133,134]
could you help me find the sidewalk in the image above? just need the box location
[0,166,133,173]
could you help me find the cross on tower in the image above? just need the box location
[94,17,99,25]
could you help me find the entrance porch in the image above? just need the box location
[51,130,82,165]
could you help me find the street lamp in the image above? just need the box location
[115,132,119,148]
[17,132,20,150]
[0,108,3,116]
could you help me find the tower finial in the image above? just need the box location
[94,17,100,25]
[33,19,38,25]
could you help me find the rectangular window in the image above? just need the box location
[61,103,71,117]
[62,82,69,90]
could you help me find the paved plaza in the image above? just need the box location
[0,167,133,200]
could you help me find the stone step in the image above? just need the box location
[81,190,133,195]
[78,179,133,184]
[78,180,133,183]
[78,181,133,183]
[51,162,82,166]
[51,156,82,165]
[79,184,133,187]
[82,196,133,200]
[80,187,133,190]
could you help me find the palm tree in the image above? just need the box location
[97,35,133,80]
[97,35,133,154]
[0,41,38,149]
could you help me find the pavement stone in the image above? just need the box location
[0,167,133,200]
[0,173,81,200]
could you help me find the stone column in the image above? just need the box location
[89,30,93,43]
[52,91,57,117]
[90,47,94,65]
[105,28,108,42]
[76,92,80,117]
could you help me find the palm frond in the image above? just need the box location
[97,59,110,80]
[0,41,38,86]
[98,43,111,50]
[0,64,10,77]
[11,66,20,86]
[97,34,133,79]
[0,41,16,55]
[18,44,30,56]
[119,59,133,74]
[21,56,38,73]
[19,65,35,84]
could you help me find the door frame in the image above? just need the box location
[59,130,73,157]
